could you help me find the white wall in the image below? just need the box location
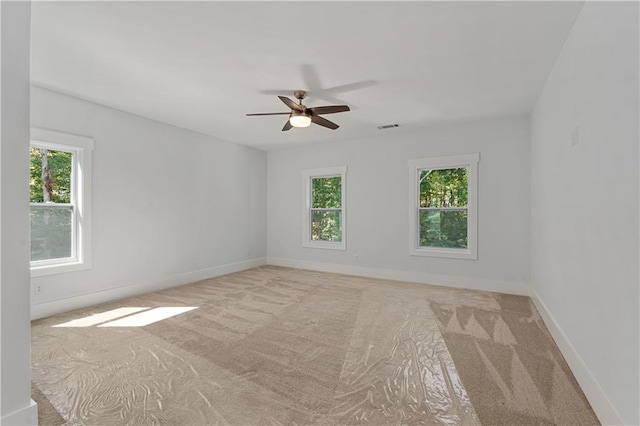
[531,2,639,424]
[30,86,267,319]
[268,116,531,294]
[1,1,38,424]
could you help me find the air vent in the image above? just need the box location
[377,124,399,130]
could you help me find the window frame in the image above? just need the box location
[408,153,479,260]
[30,128,94,277]
[301,166,347,250]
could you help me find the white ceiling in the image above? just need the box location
[31,1,583,151]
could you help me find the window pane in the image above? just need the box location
[311,210,342,242]
[419,210,468,249]
[30,207,73,261]
[419,168,468,208]
[312,176,341,208]
[30,147,72,203]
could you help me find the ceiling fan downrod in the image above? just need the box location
[293,90,307,105]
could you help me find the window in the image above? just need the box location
[302,166,346,250]
[30,129,94,276]
[409,153,479,259]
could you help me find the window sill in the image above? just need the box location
[303,241,346,251]
[410,247,477,260]
[31,260,90,277]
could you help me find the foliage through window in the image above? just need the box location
[419,168,469,249]
[409,154,478,260]
[30,129,94,276]
[30,146,74,261]
[311,176,342,242]
[302,167,346,250]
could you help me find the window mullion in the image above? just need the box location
[419,207,468,212]
[30,203,74,208]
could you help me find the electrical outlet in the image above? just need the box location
[571,126,580,146]
[34,284,43,295]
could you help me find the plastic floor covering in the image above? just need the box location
[31,266,599,425]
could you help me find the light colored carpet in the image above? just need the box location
[31,266,598,425]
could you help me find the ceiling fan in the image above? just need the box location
[246,90,350,131]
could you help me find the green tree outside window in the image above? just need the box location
[30,147,74,261]
[310,176,342,242]
[419,168,468,249]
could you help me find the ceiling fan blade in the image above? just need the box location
[282,120,293,131]
[300,64,326,94]
[246,112,291,116]
[308,105,350,115]
[322,80,377,95]
[278,96,303,112]
[311,115,339,130]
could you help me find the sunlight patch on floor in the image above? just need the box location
[98,307,198,327]
[53,306,198,328]
[53,307,150,327]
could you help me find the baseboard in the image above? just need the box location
[31,257,266,320]
[1,399,38,426]
[529,290,624,426]
[266,257,529,295]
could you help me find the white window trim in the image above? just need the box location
[30,128,94,277]
[302,166,347,250]
[408,153,479,260]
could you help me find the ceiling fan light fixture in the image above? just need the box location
[289,113,311,128]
